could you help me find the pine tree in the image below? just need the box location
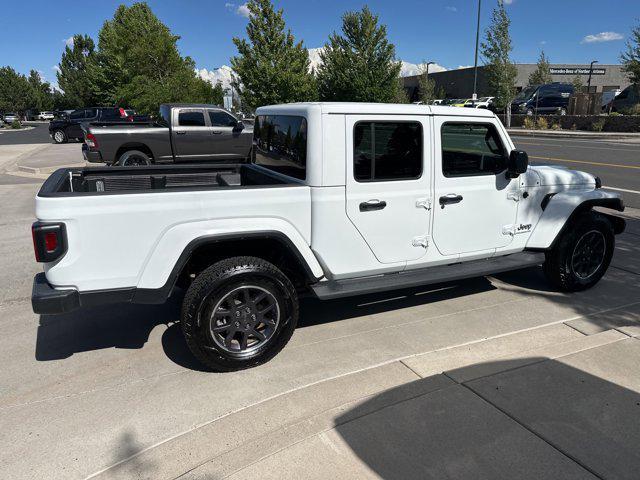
[528,50,552,85]
[316,6,401,102]
[0,67,33,114]
[481,1,517,110]
[56,34,102,108]
[231,0,316,109]
[621,20,640,84]
[27,70,54,111]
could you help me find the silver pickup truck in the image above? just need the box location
[82,103,253,166]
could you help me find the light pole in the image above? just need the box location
[587,60,598,93]
[472,0,482,101]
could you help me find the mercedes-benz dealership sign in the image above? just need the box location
[550,67,606,75]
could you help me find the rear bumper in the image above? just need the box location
[82,144,103,163]
[32,273,80,315]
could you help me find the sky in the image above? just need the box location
[0,0,635,88]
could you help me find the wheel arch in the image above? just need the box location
[133,230,324,304]
[115,143,154,163]
[526,191,625,251]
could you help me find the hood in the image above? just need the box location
[521,165,596,188]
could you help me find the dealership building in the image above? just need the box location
[403,64,631,101]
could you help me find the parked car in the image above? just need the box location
[82,103,252,166]
[48,107,129,144]
[31,102,625,371]
[38,111,55,121]
[464,96,495,110]
[511,83,574,115]
[3,113,19,123]
[441,98,462,106]
[606,84,639,113]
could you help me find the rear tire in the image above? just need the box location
[118,150,151,166]
[52,130,66,144]
[543,211,614,292]
[181,256,298,372]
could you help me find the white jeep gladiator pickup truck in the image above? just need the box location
[31,103,625,371]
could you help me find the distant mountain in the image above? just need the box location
[196,49,449,88]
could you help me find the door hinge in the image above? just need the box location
[507,191,520,202]
[416,198,432,211]
[412,235,429,248]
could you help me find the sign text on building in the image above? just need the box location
[549,67,606,76]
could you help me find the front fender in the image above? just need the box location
[136,217,324,290]
[526,189,624,250]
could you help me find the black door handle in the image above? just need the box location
[359,200,387,212]
[212,130,222,134]
[439,194,463,206]
[175,131,186,135]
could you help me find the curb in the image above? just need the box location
[16,163,85,175]
[507,129,640,139]
[0,126,35,133]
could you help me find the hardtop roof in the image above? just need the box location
[255,102,495,117]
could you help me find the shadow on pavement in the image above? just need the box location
[335,354,640,480]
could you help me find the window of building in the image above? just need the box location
[441,123,507,177]
[253,115,307,180]
[353,121,422,182]
[178,110,205,127]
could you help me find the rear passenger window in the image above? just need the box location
[441,123,506,177]
[354,122,422,182]
[178,111,205,127]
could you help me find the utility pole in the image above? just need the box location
[472,0,482,101]
[587,60,598,92]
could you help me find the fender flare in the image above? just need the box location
[134,222,324,304]
[526,190,625,250]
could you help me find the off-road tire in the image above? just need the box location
[543,211,614,292]
[181,256,298,372]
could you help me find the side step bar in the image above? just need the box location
[311,252,545,300]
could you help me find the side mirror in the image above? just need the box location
[232,120,245,133]
[507,150,528,178]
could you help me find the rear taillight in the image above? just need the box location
[119,107,126,118]
[85,133,98,149]
[32,222,67,263]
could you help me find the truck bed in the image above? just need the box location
[38,164,294,197]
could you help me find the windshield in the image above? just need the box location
[513,86,537,103]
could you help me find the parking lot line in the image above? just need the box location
[604,186,640,195]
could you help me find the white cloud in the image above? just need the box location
[225,2,234,8]
[52,65,61,73]
[236,3,250,17]
[502,0,514,4]
[445,6,457,12]
[63,36,74,47]
[196,65,234,90]
[540,40,547,45]
[581,31,624,44]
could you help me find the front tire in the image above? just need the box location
[543,211,614,292]
[181,256,298,372]
[52,129,67,144]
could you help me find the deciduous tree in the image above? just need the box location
[56,34,102,108]
[316,6,401,102]
[481,1,517,111]
[621,20,640,83]
[528,50,552,85]
[0,67,33,114]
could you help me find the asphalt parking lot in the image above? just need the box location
[0,138,639,479]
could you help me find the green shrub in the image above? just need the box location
[10,120,21,129]
[551,122,561,130]
[609,111,622,117]
[570,123,577,130]
[523,117,535,129]
[536,117,549,129]
[591,118,606,132]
